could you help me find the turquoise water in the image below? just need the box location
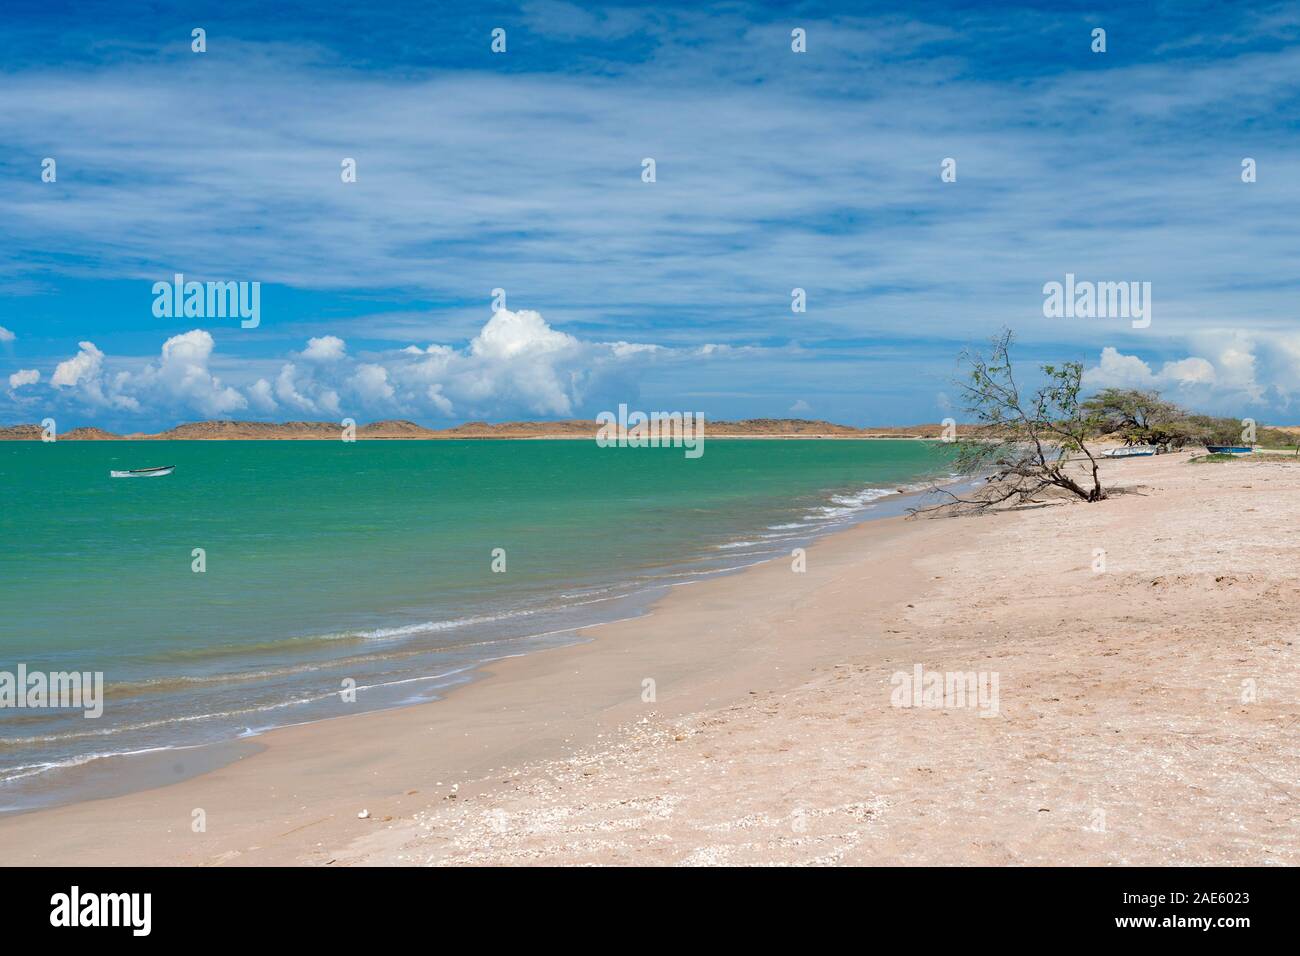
[0,438,952,807]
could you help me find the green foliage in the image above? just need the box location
[1081,387,1180,437]
[1256,427,1300,450]
[939,329,1106,508]
[1083,388,1292,449]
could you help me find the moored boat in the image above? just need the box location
[110,465,176,478]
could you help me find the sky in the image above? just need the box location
[3,0,1300,430]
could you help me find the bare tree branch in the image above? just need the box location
[911,329,1106,516]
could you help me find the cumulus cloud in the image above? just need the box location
[143,330,248,416]
[48,340,139,410]
[247,377,277,413]
[301,336,346,362]
[456,309,585,416]
[51,341,104,388]
[8,368,38,389]
[472,309,577,360]
[276,307,656,420]
[351,363,395,404]
[10,309,683,424]
[275,362,340,416]
[0,326,14,343]
[425,383,454,416]
[1083,334,1277,411]
[1160,357,1216,385]
[46,331,244,416]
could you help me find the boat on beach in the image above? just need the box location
[1204,445,1253,454]
[110,465,175,478]
[1102,445,1157,458]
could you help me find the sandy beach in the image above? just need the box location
[2,450,1296,866]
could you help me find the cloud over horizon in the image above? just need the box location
[21,309,709,427]
[1082,327,1300,414]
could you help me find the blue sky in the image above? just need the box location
[4,0,1300,430]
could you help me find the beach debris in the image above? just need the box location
[357,809,370,819]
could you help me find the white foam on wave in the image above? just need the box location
[807,487,895,519]
[0,662,487,753]
[356,589,633,642]
[358,609,536,640]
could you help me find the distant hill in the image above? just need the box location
[0,418,981,440]
[61,426,125,440]
[0,424,43,440]
[156,420,343,440]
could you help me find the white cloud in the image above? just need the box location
[470,309,577,360]
[275,362,340,416]
[1083,347,1159,390]
[8,368,38,388]
[12,309,709,424]
[48,340,139,411]
[139,330,247,417]
[351,363,395,404]
[47,330,244,416]
[0,326,14,343]
[52,341,103,388]
[279,308,649,420]
[456,309,585,416]
[426,383,454,416]
[1160,357,1216,385]
[789,399,812,414]
[610,342,662,359]
[1083,334,1281,411]
[247,377,277,412]
[301,335,346,362]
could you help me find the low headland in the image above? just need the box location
[0,418,972,440]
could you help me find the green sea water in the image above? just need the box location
[0,438,953,807]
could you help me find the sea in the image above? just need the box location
[0,438,956,811]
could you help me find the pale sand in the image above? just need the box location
[2,450,1296,865]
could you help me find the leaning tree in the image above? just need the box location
[919,329,1106,514]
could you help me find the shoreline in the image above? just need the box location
[0,480,963,864]
[0,473,962,821]
[2,451,1295,865]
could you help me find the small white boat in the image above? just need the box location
[1102,445,1157,458]
[110,465,175,478]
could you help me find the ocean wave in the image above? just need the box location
[138,593,635,668]
[0,663,484,749]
